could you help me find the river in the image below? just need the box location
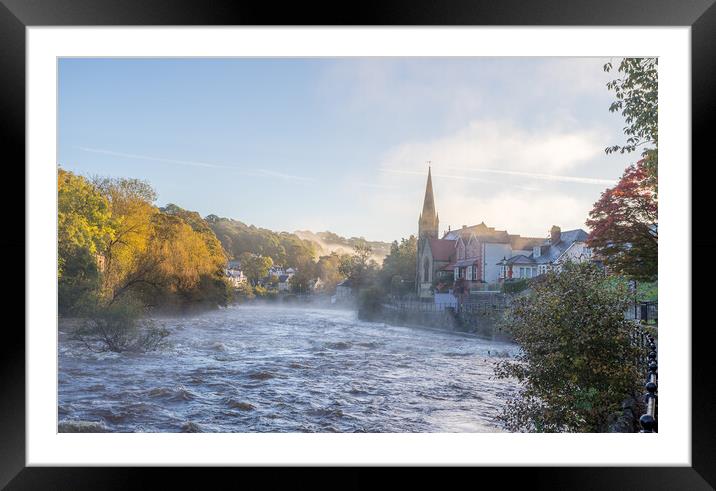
[58,305,520,432]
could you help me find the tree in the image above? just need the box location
[93,176,158,302]
[315,252,347,292]
[494,262,643,432]
[57,169,114,278]
[587,159,657,281]
[289,266,315,294]
[339,243,378,290]
[57,169,115,315]
[239,252,273,286]
[604,58,658,191]
[380,235,417,295]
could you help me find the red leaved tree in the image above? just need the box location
[586,159,657,281]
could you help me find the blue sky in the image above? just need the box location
[58,57,636,242]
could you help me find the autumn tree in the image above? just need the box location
[588,58,658,281]
[587,160,657,281]
[57,168,114,314]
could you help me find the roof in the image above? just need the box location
[443,222,508,241]
[337,278,353,288]
[510,235,545,250]
[227,259,242,269]
[504,255,536,265]
[278,274,290,282]
[501,229,589,265]
[427,238,455,261]
[454,258,479,267]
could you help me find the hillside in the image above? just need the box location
[294,230,392,264]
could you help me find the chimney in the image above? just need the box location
[462,225,467,229]
[550,225,561,245]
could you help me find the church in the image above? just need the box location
[415,168,592,298]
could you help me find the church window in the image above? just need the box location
[423,257,430,283]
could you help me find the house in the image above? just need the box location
[277,274,291,292]
[268,266,285,278]
[310,277,325,292]
[444,223,544,293]
[497,227,592,280]
[335,278,353,300]
[225,260,247,287]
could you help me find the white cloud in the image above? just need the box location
[439,192,591,238]
[380,120,605,175]
[351,118,614,239]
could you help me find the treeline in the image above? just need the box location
[58,169,229,316]
[206,216,319,270]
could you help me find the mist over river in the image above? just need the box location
[58,306,520,432]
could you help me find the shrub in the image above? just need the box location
[494,261,643,432]
[357,286,384,321]
[233,282,255,302]
[72,296,169,353]
[501,278,530,295]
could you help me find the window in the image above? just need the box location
[423,257,430,283]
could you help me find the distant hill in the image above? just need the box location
[294,230,392,264]
[204,214,392,266]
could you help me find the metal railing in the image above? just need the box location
[639,330,658,433]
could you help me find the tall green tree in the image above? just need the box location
[380,235,417,294]
[604,58,658,191]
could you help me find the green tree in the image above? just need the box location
[339,243,378,291]
[380,235,417,295]
[604,58,658,191]
[494,262,642,432]
[239,252,273,286]
[315,252,348,292]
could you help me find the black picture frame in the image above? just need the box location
[2,0,712,488]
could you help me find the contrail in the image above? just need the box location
[442,165,617,185]
[76,146,314,182]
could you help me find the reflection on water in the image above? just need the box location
[58,306,519,432]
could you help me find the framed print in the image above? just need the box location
[2,0,714,488]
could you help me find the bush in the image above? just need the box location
[72,296,169,353]
[357,286,384,321]
[232,282,255,302]
[501,278,530,294]
[494,262,643,432]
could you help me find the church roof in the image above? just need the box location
[427,238,455,261]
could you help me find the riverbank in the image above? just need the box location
[360,303,512,343]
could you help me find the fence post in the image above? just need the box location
[639,332,658,433]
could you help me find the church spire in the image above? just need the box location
[418,165,439,239]
[421,166,436,218]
